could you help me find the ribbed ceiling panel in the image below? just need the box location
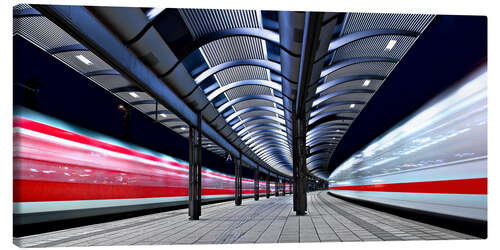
[53,51,114,74]
[14,16,80,50]
[178,9,260,39]
[343,13,434,35]
[232,99,275,111]
[333,35,416,62]
[14,4,32,10]
[89,75,134,90]
[202,37,266,65]
[239,110,277,120]
[115,91,153,103]
[214,66,272,100]
[215,66,269,84]
[316,104,366,115]
[320,93,372,108]
[325,62,397,82]
[321,79,383,95]
[246,119,281,127]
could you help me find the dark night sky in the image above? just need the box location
[13,14,487,179]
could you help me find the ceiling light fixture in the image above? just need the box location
[160,113,167,118]
[181,127,187,131]
[385,40,397,51]
[146,8,165,20]
[363,80,371,87]
[75,55,93,65]
[350,104,355,108]
[128,92,140,98]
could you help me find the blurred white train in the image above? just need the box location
[328,65,487,222]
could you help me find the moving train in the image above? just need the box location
[13,107,282,225]
[328,66,487,221]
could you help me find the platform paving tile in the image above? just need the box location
[14,191,479,247]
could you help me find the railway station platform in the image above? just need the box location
[14,191,477,247]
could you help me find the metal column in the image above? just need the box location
[275,179,279,196]
[266,172,270,198]
[188,112,202,220]
[293,116,308,215]
[293,12,325,216]
[234,155,242,206]
[293,167,297,210]
[254,167,260,201]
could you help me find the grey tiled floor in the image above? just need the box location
[14,191,478,247]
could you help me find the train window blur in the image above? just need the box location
[328,65,487,221]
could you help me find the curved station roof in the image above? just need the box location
[14,4,435,180]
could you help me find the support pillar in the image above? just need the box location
[275,179,279,196]
[293,175,297,211]
[293,117,308,215]
[188,112,202,220]
[266,172,270,198]
[234,155,242,206]
[254,167,259,201]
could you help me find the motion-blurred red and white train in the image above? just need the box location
[328,66,487,221]
[13,107,289,225]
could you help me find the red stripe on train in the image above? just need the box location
[13,180,261,202]
[14,117,188,168]
[329,178,487,194]
[14,117,242,181]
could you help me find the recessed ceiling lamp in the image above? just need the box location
[128,92,140,98]
[385,40,397,51]
[181,127,187,131]
[75,55,93,65]
[363,80,371,87]
[350,104,355,108]
[160,113,167,118]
